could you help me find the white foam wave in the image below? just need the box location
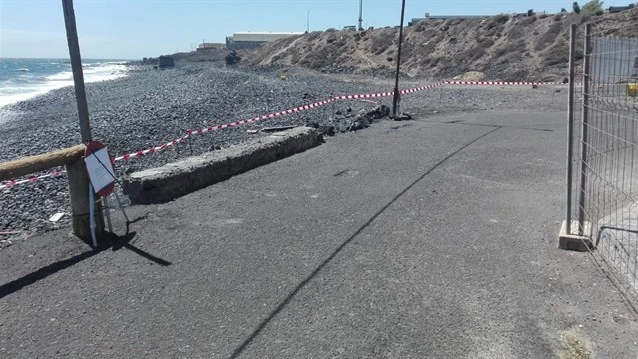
[0,63,129,108]
[46,71,73,81]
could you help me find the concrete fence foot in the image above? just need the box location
[558,220,592,252]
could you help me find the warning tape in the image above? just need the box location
[400,83,444,94]
[443,80,552,86]
[335,92,394,100]
[114,134,190,162]
[115,99,337,161]
[0,80,563,192]
[0,170,67,190]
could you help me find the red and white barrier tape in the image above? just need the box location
[0,170,67,190]
[114,99,336,161]
[1,79,563,192]
[334,92,394,100]
[400,83,444,94]
[114,134,190,161]
[443,80,551,86]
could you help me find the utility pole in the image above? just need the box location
[307,11,310,32]
[358,0,364,31]
[61,0,91,143]
[392,0,406,117]
[62,0,106,243]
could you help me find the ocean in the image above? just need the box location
[0,58,129,108]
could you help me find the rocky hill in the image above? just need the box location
[245,12,612,82]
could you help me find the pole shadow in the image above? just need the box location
[0,230,171,300]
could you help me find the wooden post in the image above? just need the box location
[392,0,406,117]
[61,0,105,243]
[62,0,92,143]
[67,159,104,242]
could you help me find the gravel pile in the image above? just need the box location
[0,62,565,239]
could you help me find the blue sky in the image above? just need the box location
[0,0,624,59]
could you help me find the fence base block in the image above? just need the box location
[558,220,592,252]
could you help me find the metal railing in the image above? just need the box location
[566,8,638,304]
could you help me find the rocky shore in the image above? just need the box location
[0,62,564,241]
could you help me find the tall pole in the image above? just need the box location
[307,11,310,32]
[392,0,406,117]
[565,24,577,234]
[358,0,363,31]
[61,0,91,143]
[577,23,592,236]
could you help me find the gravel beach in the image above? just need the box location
[0,62,566,242]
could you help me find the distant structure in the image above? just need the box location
[408,13,488,26]
[358,0,364,31]
[609,4,635,13]
[225,32,303,50]
[197,42,225,53]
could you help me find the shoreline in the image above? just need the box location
[0,60,131,110]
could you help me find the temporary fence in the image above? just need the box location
[566,9,638,304]
[1,79,557,192]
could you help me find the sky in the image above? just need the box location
[0,0,628,60]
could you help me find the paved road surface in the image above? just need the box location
[1,109,637,358]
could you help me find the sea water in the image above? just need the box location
[0,58,129,108]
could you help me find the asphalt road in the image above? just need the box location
[1,109,637,358]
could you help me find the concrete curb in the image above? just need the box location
[122,127,321,204]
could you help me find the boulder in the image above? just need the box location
[159,55,175,69]
[225,51,242,66]
[318,125,336,136]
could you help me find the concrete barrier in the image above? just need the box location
[122,127,321,204]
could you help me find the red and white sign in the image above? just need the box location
[84,141,116,197]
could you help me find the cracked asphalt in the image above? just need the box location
[1,109,637,358]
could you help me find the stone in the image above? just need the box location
[159,55,175,69]
[317,125,335,136]
[225,51,242,66]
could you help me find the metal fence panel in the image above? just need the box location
[568,8,638,304]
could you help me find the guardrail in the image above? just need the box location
[0,144,103,242]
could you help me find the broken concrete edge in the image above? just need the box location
[558,220,593,252]
[122,127,321,205]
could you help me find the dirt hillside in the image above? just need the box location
[245,12,606,82]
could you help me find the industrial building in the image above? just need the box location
[225,32,304,50]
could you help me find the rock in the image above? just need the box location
[159,55,175,69]
[317,125,336,136]
[346,119,366,132]
[225,51,242,66]
[392,113,413,121]
[366,105,390,120]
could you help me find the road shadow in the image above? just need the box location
[230,127,500,358]
[0,230,171,300]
